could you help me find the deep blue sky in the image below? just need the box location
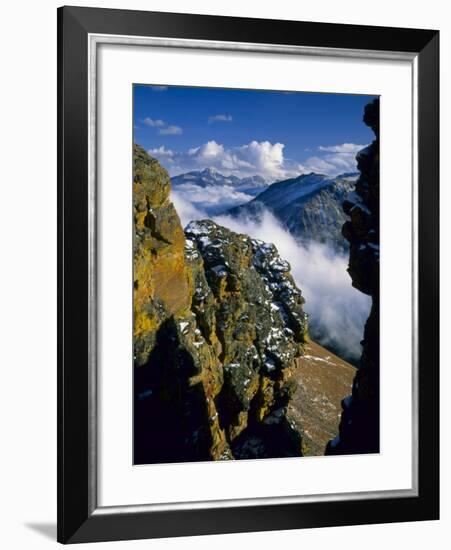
[133,84,377,179]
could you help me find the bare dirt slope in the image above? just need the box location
[288,341,356,456]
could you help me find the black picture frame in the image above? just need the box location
[57,5,439,544]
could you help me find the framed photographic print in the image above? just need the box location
[57,6,439,544]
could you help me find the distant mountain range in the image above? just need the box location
[171,168,358,250]
[227,172,358,251]
[172,167,268,196]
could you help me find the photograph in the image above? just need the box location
[133,85,380,464]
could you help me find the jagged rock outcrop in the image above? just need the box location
[133,144,309,463]
[326,98,380,455]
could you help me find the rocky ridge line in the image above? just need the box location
[227,173,358,252]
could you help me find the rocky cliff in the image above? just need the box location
[326,98,380,455]
[133,144,310,463]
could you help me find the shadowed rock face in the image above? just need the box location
[326,98,380,455]
[133,145,309,464]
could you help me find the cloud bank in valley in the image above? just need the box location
[177,203,370,363]
[150,141,365,182]
[171,185,254,216]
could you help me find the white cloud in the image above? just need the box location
[147,140,366,180]
[143,117,165,127]
[150,85,168,91]
[142,117,183,135]
[297,143,366,176]
[208,114,233,124]
[318,143,365,153]
[159,125,183,135]
[195,140,225,160]
[148,145,174,157]
[149,139,293,181]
